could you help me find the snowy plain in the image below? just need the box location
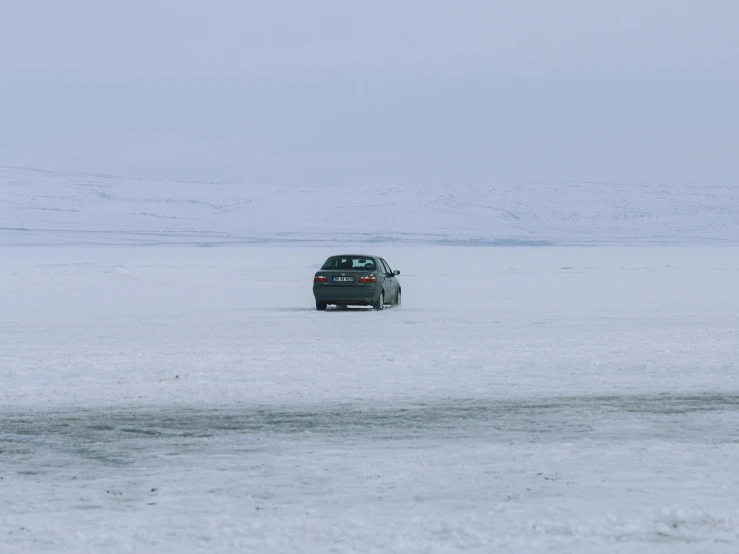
[3,245,739,553]
[3,169,739,553]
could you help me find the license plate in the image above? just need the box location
[332,276,354,282]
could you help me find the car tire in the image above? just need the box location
[395,289,401,306]
[316,301,327,311]
[373,291,385,311]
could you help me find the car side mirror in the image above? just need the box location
[393,270,400,275]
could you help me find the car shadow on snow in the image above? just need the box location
[273,306,389,313]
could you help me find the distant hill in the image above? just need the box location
[2,167,739,246]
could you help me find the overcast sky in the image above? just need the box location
[1,0,737,184]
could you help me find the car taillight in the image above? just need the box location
[314,275,327,283]
[359,275,377,283]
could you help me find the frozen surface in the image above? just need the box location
[2,246,739,552]
[3,166,739,246]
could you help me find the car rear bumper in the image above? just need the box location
[313,285,382,305]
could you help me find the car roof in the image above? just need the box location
[327,254,380,259]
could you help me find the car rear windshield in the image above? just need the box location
[321,256,376,270]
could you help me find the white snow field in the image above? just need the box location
[3,166,739,246]
[2,244,739,553]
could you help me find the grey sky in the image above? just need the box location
[1,0,737,184]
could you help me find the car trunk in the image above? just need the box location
[315,269,376,288]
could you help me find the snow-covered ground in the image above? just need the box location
[4,166,739,246]
[2,245,739,552]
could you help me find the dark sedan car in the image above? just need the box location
[313,254,401,311]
